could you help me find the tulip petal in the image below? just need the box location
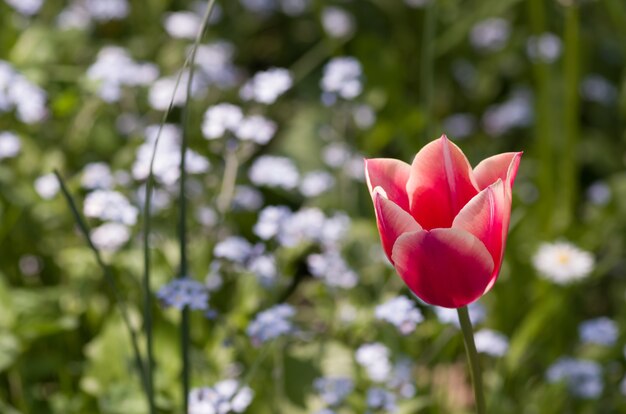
[406,135,479,230]
[391,228,494,308]
[372,187,422,262]
[365,158,411,211]
[473,152,522,191]
[452,180,508,289]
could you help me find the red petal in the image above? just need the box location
[452,180,509,290]
[365,158,411,211]
[391,228,494,308]
[372,188,422,262]
[406,135,479,230]
[473,152,522,191]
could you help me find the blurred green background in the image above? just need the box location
[1,0,626,413]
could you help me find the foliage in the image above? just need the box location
[1,0,626,413]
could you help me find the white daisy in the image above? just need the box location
[532,241,594,284]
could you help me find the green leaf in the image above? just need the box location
[0,332,20,372]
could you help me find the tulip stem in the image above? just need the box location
[456,306,486,414]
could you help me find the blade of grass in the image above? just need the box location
[54,170,150,402]
[141,1,218,410]
[179,1,218,411]
[559,4,580,232]
[420,0,437,144]
[527,0,555,236]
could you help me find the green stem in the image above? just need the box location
[456,306,486,414]
[54,171,150,403]
[178,1,218,411]
[560,4,580,232]
[420,0,437,144]
[216,147,240,214]
[527,0,554,236]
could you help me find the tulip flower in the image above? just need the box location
[365,135,521,309]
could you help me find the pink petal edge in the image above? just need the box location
[473,152,523,191]
[364,158,412,211]
[452,179,509,289]
[372,187,422,263]
[406,135,479,230]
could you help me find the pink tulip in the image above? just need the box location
[365,135,522,308]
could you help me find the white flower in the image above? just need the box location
[83,190,138,225]
[482,90,533,136]
[90,222,130,252]
[189,380,254,414]
[0,61,47,124]
[0,132,20,159]
[314,377,353,406]
[248,254,277,287]
[533,241,594,284]
[299,171,335,197]
[474,329,509,357]
[277,207,326,247]
[527,33,562,63]
[81,162,114,190]
[375,296,423,335]
[352,104,376,129]
[404,0,430,7]
[239,68,292,104]
[322,143,351,168]
[586,181,611,206]
[248,155,300,190]
[320,57,362,100]
[546,358,603,399]
[57,3,92,30]
[148,71,206,111]
[247,304,296,346]
[163,11,202,39]
[470,18,510,52]
[214,236,254,263]
[9,77,47,123]
[579,317,618,347]
[366,387,397,412]
[87,47,158,102]
[235,115,277,145]
[387,358,416,398]
[254,206,292,240]
[307,249,358,289]
[4,0,43,15]
[321,7,354,39]
[355,343,392,382]
[132,124,209,185]
[581,75,618,105]
[194,41,239,88]
[231,185,264,211]
[202,103,243,139]
[442,113,477,140]
[84,0,129,21]
[34,173,60,199]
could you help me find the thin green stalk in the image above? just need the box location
[141,35,199,414]
[179,1,218,411]
[216,147,240,214]
[54,171,150,402]
[420,1,436,144]
[527,0,554,236]
[456,306,486,414]
[560,4,580,232]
